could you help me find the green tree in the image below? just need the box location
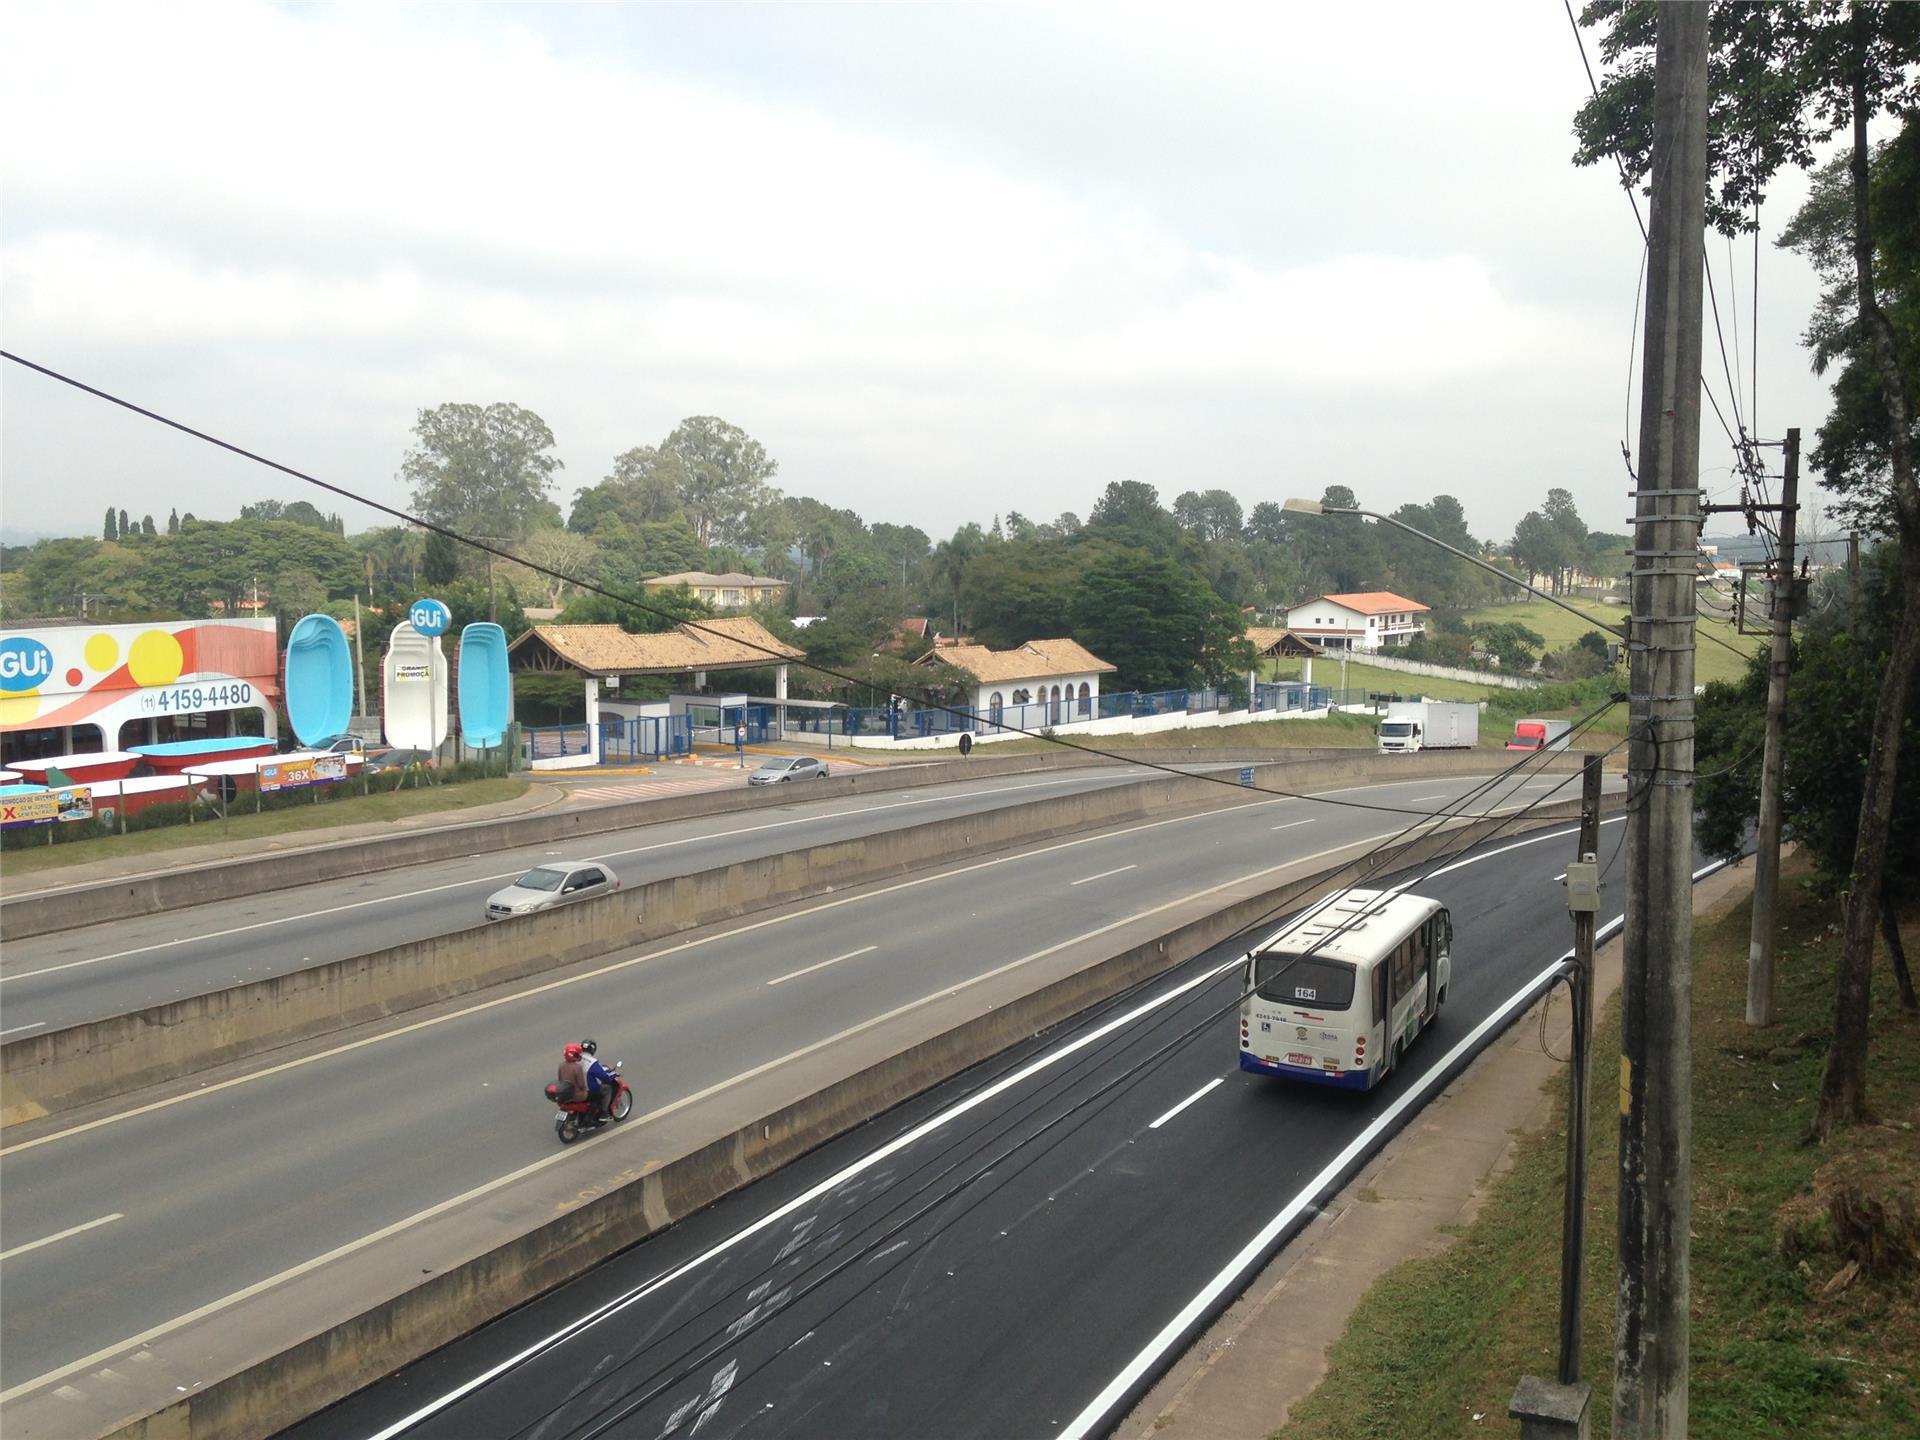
[140,514,156,537]
[569,444,688,536]
[1172,488,1244,542]
[1576,0,1920,1133]
[118,508,129,538]
[1069,547,1251,693]
[401,402,564,545]
[659,416,780,549]
[420,529,462,587]
[103,507,117,541]
[167,508,180,536]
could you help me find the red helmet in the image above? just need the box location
[564,1042,584,1060]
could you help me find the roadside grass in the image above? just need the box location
[0,777,530,878]
[1275,857,1920,1440]
[1260,658,1634,746]
[1463,597,1760,687]
[981,713,1384,755]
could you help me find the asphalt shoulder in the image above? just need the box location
[1114,857,1757,1439]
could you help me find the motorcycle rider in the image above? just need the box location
[580,1038,616,1126]
[557,1042,589,1107]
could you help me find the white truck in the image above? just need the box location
[1377,700,1479,753]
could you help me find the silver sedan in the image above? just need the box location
[485,861,621,921]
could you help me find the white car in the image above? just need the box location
[748,755,830,785]
[485,861,621,921]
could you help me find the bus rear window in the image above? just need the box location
[1255,953,1357,1010]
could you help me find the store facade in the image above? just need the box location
[0,618,279,766]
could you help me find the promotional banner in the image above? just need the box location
[456,622,511,748]
[0,785,94,828]
[257,754,348,794]
[284,613,354,746]
[0,619,277,741]
[382,621,449,751]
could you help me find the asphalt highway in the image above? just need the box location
[0,763,1181,1033]
[0,763,1612,1407]
[291,813,1659,1440]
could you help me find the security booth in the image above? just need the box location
[507,617,805,769]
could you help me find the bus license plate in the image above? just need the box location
[1286,1052,1314,1067]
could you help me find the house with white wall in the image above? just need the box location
[1283,592,1430,654]
[917,638,1116,725]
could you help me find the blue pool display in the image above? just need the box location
[457,623,512,748]
[284,614,354,746]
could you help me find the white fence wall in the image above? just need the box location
[1345,652,1540,690]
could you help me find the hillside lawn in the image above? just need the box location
[1275,855,1920,1440]
[1461,596,1761,688]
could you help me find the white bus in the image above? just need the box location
[1238,887,1453,1091]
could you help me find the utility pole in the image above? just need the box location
[1512,756,1604,1439]
[1616,6,1708,1438]
[1561,755,1604,1381]
[1745,428,1800,1026]
[352,594,369,723]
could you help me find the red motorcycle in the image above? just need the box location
[545,1061,634,1144]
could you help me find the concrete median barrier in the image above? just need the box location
[85,794,1607,1440]
[1,752,1598,1126]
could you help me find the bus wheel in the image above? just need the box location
[1437,983,1448,1007]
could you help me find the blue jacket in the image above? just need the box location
[584,1058,615,1092]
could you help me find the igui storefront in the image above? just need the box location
[0,618,280,767]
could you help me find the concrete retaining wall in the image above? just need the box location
[1,749,1592,1124]
[103,798,1596,1440]
[0,749,1110,940]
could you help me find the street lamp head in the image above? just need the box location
[1281,497,1323,515]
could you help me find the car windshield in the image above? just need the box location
[757,759,796,772]
[514,867,568,892]
[1380,722,1413,736]
[1255,951,1357,1011]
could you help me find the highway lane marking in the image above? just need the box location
[0,1021,47,1037]
[767,946,877,987]
[1061,851,1734,1440]
[1148,1078,1224,1130]
[0,803,1588,1413]
[1070,865,1137,887]
[1422,816,1624,880]
[0,797,1369,1157]
[1270,820,1314,832]
[0,772,1148,984]
[0,839,1394,1410]
[1408,793,1449,802]
[2,782,1552,1157]
[0,1212,123,1262]
[0,769,1528,990]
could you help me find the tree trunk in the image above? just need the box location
[1883,893,1918,1015]
[1813,65,1920,1137]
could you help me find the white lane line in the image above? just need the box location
[767,946,876,987]
[1270,820,1315,833]
[1070,865,1137,887]
[1,793,1366,1159]
[2,840,1370,1410]
[1422,816,1623,880]
[369,823,1650,1439]
[1148,1078,1224,1131]
[1553,872,1568,883]
[0,1212,123,1263]
[1061,851,1734,1440]
[0,773,1141,983]
[1407,794,1449,803]
[0,1021,48,1037]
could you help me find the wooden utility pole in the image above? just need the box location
[1745,429,1800,1026]
[1616,5,1708,1437]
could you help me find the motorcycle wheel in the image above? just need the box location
[556,1113,579,1145]
[610,1088,634,1121]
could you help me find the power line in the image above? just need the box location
[2,349,1540,826]
[488,723,1633,1440]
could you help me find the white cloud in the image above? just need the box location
[0,0,1835,545]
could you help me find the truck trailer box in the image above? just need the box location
[1505,718,1573,752]
[1377,700,1479,753]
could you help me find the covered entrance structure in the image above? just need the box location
[507,617,806,769]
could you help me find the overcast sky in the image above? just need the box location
[1,1,1840,549]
